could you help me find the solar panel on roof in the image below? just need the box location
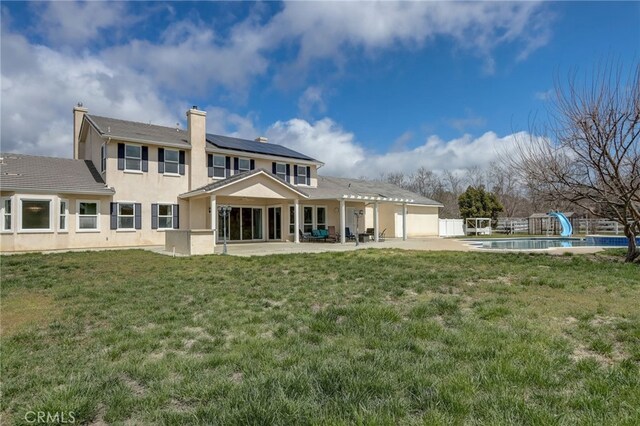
[206,134,316,161]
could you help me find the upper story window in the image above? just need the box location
[100,144,106,173]
[213,155,226,178]
[118,143,148,172]
[275,163,286,181]
[164,149,179,174]
[238,158,251,173]
[125,145,142,171]
[296,165,308,185]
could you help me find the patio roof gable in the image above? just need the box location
[180,168,309,199]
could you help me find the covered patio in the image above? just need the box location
[166,169,436,255]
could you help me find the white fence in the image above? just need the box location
[439,219,465,237]
[577,219,620,235]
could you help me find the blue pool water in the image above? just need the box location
[468,236,638,250]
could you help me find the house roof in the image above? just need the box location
[181,168,309,199]
[0,153,115,195]
[84,115,319,162]
[307,176,443,206]
[86,115,190,146]
[206,134,317,162]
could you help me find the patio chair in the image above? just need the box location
[311,229,329,242]
[344,227,356,241]
[299,229,311,242]
[378,228,386,242]
[327,226,338,243]
[365,227,375,241]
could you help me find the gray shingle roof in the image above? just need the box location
[0,153,114,195]
[181,168,309,198]
[307,176,443,206]
[206,134,317,162]
[86,115,189,146]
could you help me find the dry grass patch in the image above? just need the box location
[0,290,57,336]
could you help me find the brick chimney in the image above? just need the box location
[187,106,207,190]
[73,103,88,159]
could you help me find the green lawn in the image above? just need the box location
[1,249,639,425]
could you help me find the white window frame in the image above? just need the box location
[297,165,308,186]
[1,196,14,233]
[316,205,327,230]
[18,196,55,233]
[163,149,180,175]
[238,157,251,173]
[76,200,100,232]
[275,163,286,181]
[213,155,226,178]
[100,143,106,173]
[157,203,173,230]
[124,144,142,172]
[117,202,135,230]
[289,205,295,235]
[59,199,69,233]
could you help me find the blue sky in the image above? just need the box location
[1,1,638,177]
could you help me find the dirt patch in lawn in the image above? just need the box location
[1,290,57,336]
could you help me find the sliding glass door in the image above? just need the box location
[267,207,282,240]
[218,207,263,241]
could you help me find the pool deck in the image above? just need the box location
[2,237,608,257]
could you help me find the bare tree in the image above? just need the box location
[507,62,640,262]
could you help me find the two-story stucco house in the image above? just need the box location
[0,105,442,254]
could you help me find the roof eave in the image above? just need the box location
[0,187,115,196]
[205,144,321,165]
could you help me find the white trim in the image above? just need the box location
[124,144,142,172]
[296,164,308,186]
[215,205,265,242]
[212,154,226,178]
[181,170,309,199]
[18,196,55,233]
[58,198,69,233]
[163,148,180,175]
[76,199,101,232]
[116,201,136,230]
[1,195,14,233]
[275,162,287,181]
[237,157,251,173]
[157,203,174,230]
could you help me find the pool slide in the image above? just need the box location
[548,212,573,237]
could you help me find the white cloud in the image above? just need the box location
[205,107,259,139]
[446,111,486,132]
[297,86,327,117]
[34,1,130,46]
[265,117,526,178]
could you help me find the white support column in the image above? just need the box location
[210,195,217,246]
[374,202,379,242]
[340,199,346,244]
[402,202,407,241]
[294,199,300,243]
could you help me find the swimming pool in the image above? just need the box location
[467,238,590,250]
[466,236,638,250]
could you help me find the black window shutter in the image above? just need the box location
[293,165,298,184]
[208,154,214,177]
[158,148,165,173]
[141,147,149,172]
[134,203,142,229]
[306,166,311,186]
[151,204,158,229]
[233,157,239,173]
[225,156,231,177]
[117,144,125,170]
[250,159,255,170]
[272,162,277,174]
[173,204,179,229]
[110,202,118,229]
[286,164,291,182]
[179,150,185,175]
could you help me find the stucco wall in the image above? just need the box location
[406,205,440,237]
